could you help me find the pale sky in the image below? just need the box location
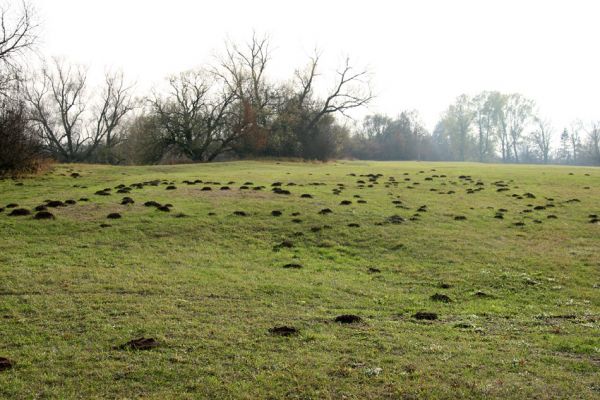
[29,0,600,131]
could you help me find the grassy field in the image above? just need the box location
[0,160,598,399]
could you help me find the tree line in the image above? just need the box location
[1,2,599,176]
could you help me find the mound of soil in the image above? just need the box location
[34,211,55,220]
[34,205,47,212]
[335,314,362,324]
[157,205,171,212]
[268,326,298,336]
[79,197,89,202]
[367,267,381,273]
[277,240,294,249]
[233,211,247,216]
[319,208,333,215]
[106,213,122,219]
[273,188,291,195]
[220,186,230,191]
[0,357,14,371]
[6,203,18,208]
[121,197,134,205]
[8,208,30,216]
[386,215,405,224]
[347,223,360,228]
[282,263,303,269]
[340,200,352,205]
[99,223,111,228]
[454,215,467,221]
[115,337,159,350]
[46,200,65,207]
[413,312,438,320]
[144,201,161,207]
[166,185,176,190]
[430,293,452,303]
[201,186,212,191]
[300,193,313,198]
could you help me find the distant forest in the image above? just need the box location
[1,2,599,176]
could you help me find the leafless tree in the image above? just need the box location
[95,71,135,163]
[586,122,600,164]
[568,120,583,164]
[25,59,134,162]
[149,69,236,161]
[0,0,37,95]
[289,54,373,158]
[529,117,553,163]
[504,93,534,163]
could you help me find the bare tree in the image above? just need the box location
[0,0,37,95]
[289,54,373,158]
[95,71,135,163]
[473,91,501,162]
[586,121,600,164]
[569,120,583,164]
[442,94,475,161]
[505,93,534,163]
[529,117,553,163]
[213,33,274,154]
[149,69,236,161]
[25,58,134,162]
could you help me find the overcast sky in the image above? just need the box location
[30,0,599,131]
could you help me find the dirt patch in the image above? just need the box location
[107,213,122,219]
[0,357,14,371]
[115,337,159,351]
[335,314,362,324]
[8,208,30,216]
[269,326,298,336]
[386,215,405,224]
[34,211,55,220]
[430,293,452,303]
[283,263,303,269]
[413,312,438,320]
[121,197,134,205]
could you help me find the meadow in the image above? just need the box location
[0,160,598,399]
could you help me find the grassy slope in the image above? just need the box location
[0,160,598,399]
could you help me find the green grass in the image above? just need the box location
[0,160,598,399]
